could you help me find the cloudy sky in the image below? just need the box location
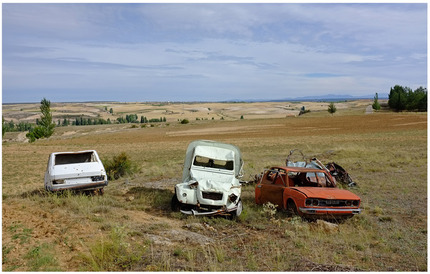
[2,3,427,103]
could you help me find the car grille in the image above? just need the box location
[202,192,223,200]
[319,200,353,207]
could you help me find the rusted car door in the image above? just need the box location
[258,169,286,208]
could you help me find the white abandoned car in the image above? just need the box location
[172,140,244,217]
[44,150,108,194]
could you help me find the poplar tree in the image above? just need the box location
[26,98,55,142]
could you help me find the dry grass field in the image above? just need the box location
[2,100,372,124]
[2,100,427,271]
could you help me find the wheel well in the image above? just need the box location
[286,198,296,208]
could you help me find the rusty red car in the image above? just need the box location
[255,166,361,219]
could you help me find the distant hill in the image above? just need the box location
[230,93,388,103]
[289,93,388,101]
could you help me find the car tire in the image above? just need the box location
[287,199,298,216]
[171,194,181,211]
[232,199,243,218]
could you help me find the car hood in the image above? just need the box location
[290,187,360,200]
[189,169,237,192]
[50,162,105,180]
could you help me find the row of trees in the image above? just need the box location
[64,117,113,126]
[116,115,167,124]
[2,119,33,133]
[388,85,427,112]
[56,115,168,127]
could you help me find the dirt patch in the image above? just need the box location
[2,200,98,271]
[294,259,362,271]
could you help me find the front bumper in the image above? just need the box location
[180,204,239,216]
[299,207,362,215]
[48,180,108,192]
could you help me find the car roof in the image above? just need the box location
[182,140,243,181]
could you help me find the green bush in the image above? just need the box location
[180,119,189,124]
[103,152,136,180]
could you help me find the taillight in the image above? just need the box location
[91,176,105,182]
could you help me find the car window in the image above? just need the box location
[265,170,277,182]
[55,152,95,165]
[306,172,317,184]
[193,155,234,171]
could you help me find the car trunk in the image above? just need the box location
[51,162,105,181]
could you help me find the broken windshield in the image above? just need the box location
[193,155,234,171]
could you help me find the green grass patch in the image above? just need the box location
[80,226,147,271]
[25,243,61,271]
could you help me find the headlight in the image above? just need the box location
[189,181,198,189]
[312,199,319,206]
[182,193,187,197]
[305,199,312,206]
[352,200,359,206]
[229,193,238,203]
[346,200,352,206]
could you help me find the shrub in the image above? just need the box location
[103,152,135,180]
[180,119,189,124]
[327,102,337,115]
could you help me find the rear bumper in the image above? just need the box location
[299,207,362,215]
[48,181,108,192]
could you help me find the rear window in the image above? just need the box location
[55,152,96,165]
[193,155,234,171]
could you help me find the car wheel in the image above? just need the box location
[99,188,104,195]
[171,194,181,211]
[231,199,243,218]
[287,199,298,216]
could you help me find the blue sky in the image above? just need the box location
[2,3,427,103]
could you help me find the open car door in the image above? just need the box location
[257,169,287,208]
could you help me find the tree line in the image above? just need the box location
[388,85,427,112]
[2,119,34,133]
[3,113,168,133]
[116,115,166,124]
